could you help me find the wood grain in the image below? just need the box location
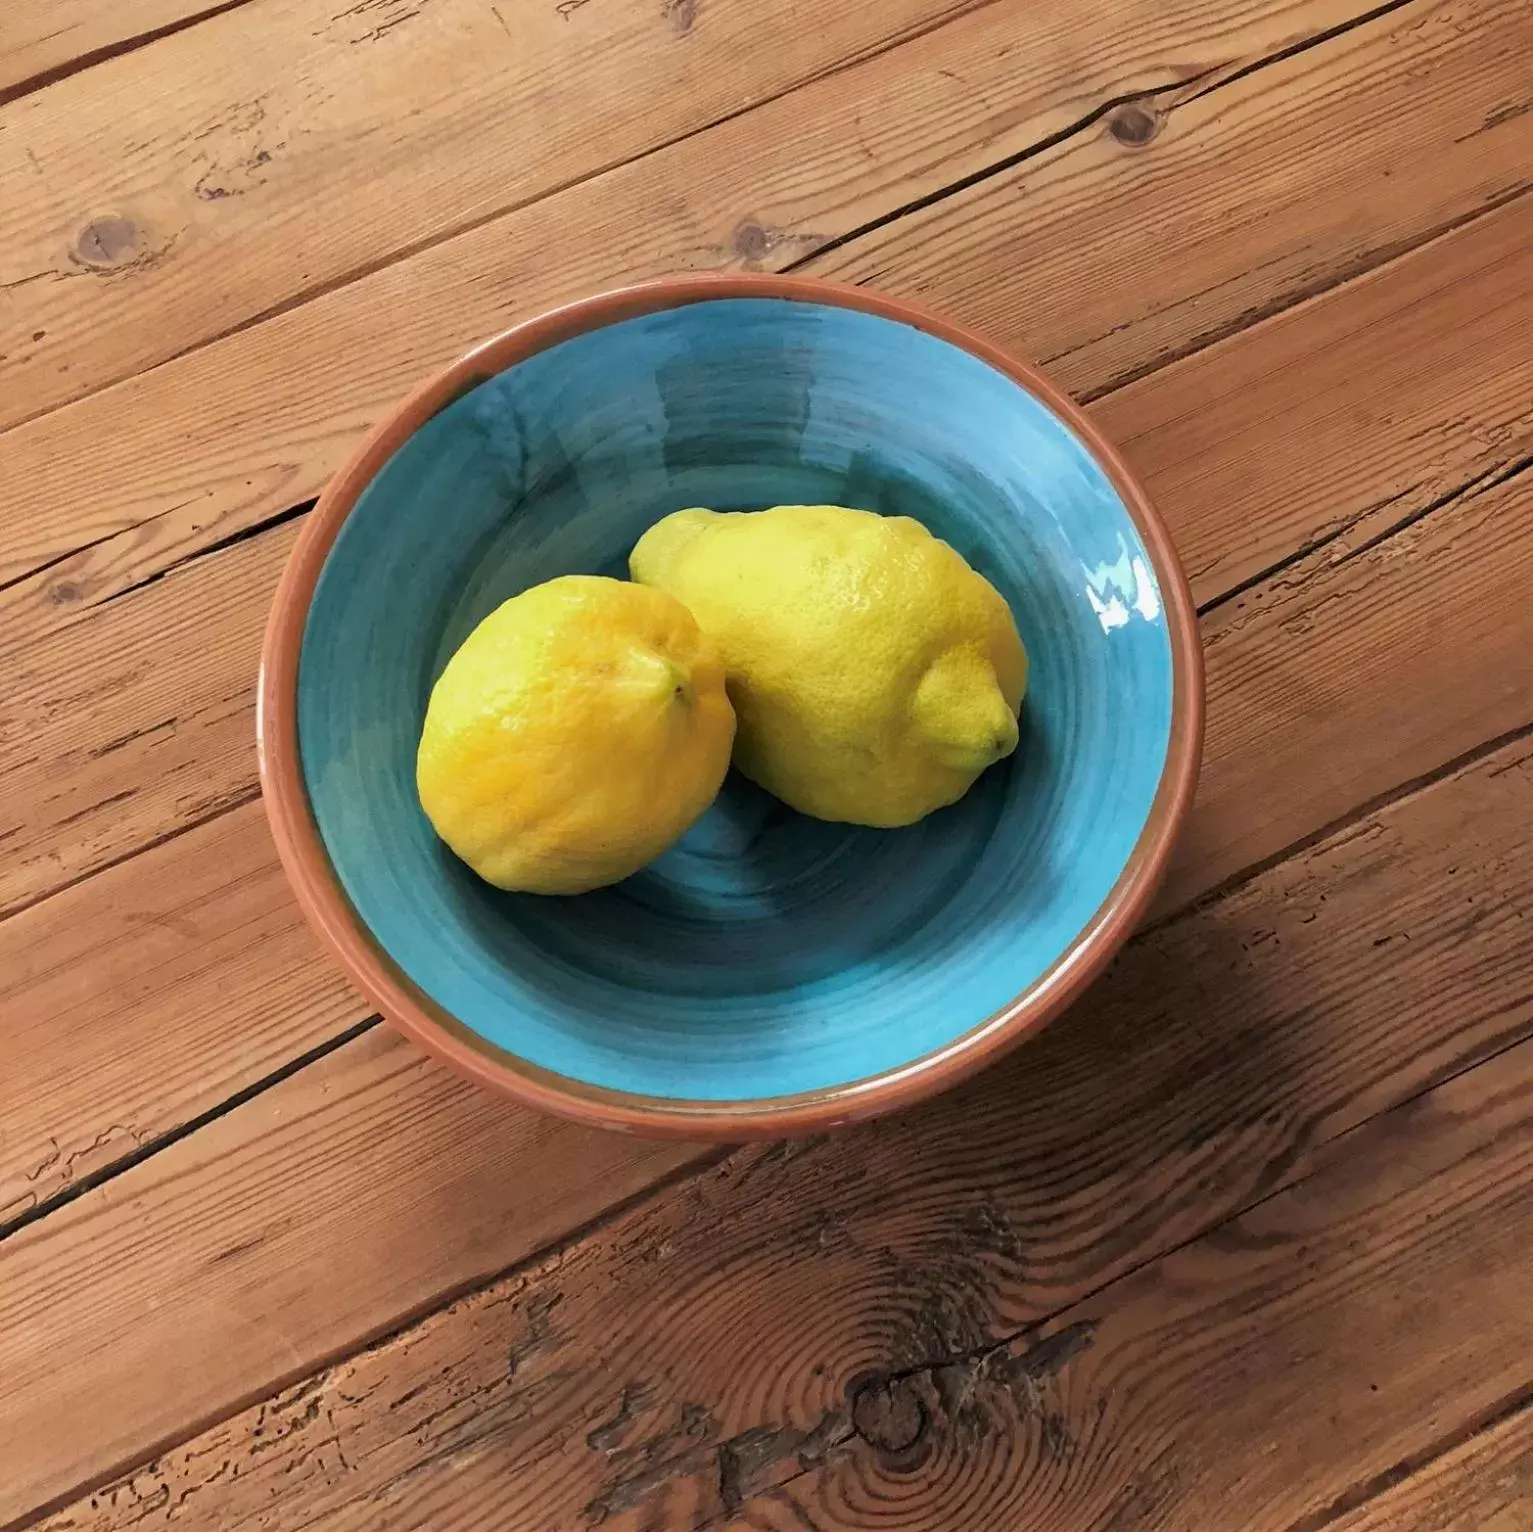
[1329,1402,1533,1532]
[3,193,1527,920]
[1,0,1525,1523]
[750,1037,1533,1532]
[1,6,1527,1517]
[3,191,1529,1253]
[0,798,359,1223]
[1164,453,1533,908]
[0,0,253,100]
[0,519,294,916]
[3,0,1525,617]
[28,731,1533,1531]
[0,0,1279,430]
[0,1028,708,1527]
[812,0,1533,401]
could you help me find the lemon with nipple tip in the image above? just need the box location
[630,505,1027,827]
[416,575,736,894]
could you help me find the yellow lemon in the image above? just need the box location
[416,575,735,893]
[631,505,1026,828]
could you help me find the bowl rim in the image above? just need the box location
[258,272,1205,1140]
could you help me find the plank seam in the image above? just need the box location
[0,783,261,924]
[1283,1379,1533,1532]
[96,497,316,610]
[1156,718,1533,935]
[0,1014,381,1247]
[1195,453,1533,622]
[0,0,264,109]
[1076,179,1533,404]
[777,65,1226,274]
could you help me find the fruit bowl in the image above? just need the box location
[258,274,1203,1139]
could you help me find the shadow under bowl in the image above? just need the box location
[258,275,1203,1139]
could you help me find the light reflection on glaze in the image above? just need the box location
[1082,534,1164,633]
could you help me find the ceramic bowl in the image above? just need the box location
[259,275,1203,1139]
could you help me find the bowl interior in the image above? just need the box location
[298,298,1173,1104]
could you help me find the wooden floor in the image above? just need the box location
[1,0,1531,1525]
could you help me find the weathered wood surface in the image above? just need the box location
[0,1028,709,1526]
[2,0,1530,1524]
[0,0,1286,430]
[30,733,1533,1530]
[2,0,1526,620]
[0,800,363,1226]
[0,0,249,100]
[1330,1403,1533,1532]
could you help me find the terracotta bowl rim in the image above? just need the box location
[257,271,1205,1140]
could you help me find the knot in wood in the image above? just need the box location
[732,220,770,262]
[851,1376,927,1456]
[72,216,143,269]
[1108,103,1159,147]
[664,0,696,34]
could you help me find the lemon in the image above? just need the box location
[631,506,1026,827]
[416,575,735,894]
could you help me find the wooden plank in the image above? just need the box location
[0,54,1526,1515]
[0,799,359,1224]
[3,190,1529,1247]
[26,731,1533,1531]
[813,0,1533,405]
[1160,455,1533,910]
[0,0,1309,432]
[0,1027,708,1526]
[3,193,1527,920]
[749,1042,1533,1532]
[0,0,250,100]
[1329,1403,1533,1532]
[0,520,293,917]
[2,0,1527,613]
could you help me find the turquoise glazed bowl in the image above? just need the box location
[259,275,1202,1138]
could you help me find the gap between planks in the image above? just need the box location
[1320,1385,1533,1532]
[0,0,264,108]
